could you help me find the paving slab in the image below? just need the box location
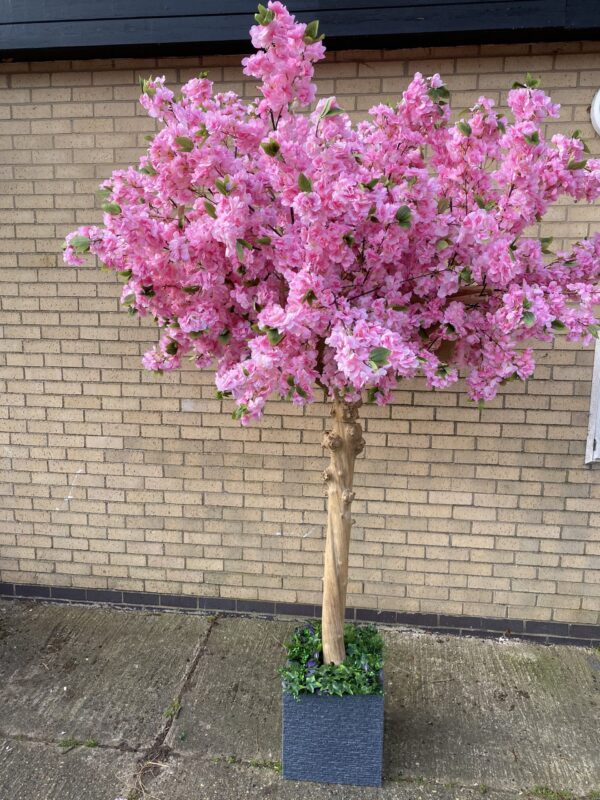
[168,615,295,762]
[0,737,136,800]
[1,600,600,800]
[0,600,211,749]
[149,752,519,800]
[383,629,600,793]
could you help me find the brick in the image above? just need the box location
[0,49,599,627]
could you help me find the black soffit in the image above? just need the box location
[0,1,599,62]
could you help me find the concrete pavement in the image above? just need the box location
[1,599,599,800]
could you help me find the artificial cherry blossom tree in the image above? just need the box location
[65,2,600,664]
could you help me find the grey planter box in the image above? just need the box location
[282,691,384,786]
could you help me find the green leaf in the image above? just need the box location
[587,324,600,339]
[142,285,155,297]
[524,131,540,145]
[70,235,90,254]
[304,20,319,40]
[101,201,121,215]
[215,178,230,195]
[118,269,132,280]
[183,285,200,294]
[427,84,450,105]
[298,173,312,192]
[165,340,178,355]
[232,404,248,420]
[567,158,587,171]
[525,72,541,89]
[122,293,136,306]
[218,329,231,345]
[571,129,590,153]
[261,139,280,157]
[256,235,272,245]
[266,327,284,346]
[361,178,379,191]
[319,97,344,118]
[551,320,567,331]
[302,289,316,306]
[216,390,232,400]
[368,346,391,369]
[436,238,450,251]
[459,266,472,283]
[175,136,194,153]
[395,205,412,228]
[203,200,217,218]
[342,232,354,247]
[437,197,451,214]
[236,238,252,261]
[139,164,157,175]
[522,310,536,327]
[367,205,379,223]
[540,236,553,254]
[457,121,472,136]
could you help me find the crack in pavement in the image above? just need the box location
[125,614,220,799]
[0,731,140,754]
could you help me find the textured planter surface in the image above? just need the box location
[282,691,384,786]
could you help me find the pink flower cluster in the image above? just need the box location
[64,2,600,423]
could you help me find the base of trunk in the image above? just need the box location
[282,689,384,787]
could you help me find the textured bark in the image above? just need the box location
[321,393,365,664]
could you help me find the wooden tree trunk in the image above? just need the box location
[321,393,365,664]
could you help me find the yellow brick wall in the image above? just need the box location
[1,41,600,624]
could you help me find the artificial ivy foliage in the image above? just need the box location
[280,621,384,699]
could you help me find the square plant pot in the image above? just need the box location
[282,690,384,786]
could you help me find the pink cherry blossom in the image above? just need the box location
[64,2,600,421]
